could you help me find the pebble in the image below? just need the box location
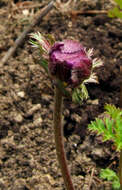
[17,91,25,98]
[0,179,6,189]
[68,21,72,28]
[14,113,23,123]
[43,174,55,185]
[33,117,42,126]
[91,148,104,159]
[71,113,81,122]
[27,104,41,116]
[87,99,99,105]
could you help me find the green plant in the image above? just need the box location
[88,104,122,189]
[108,0,122,19]
[100,168,120,189]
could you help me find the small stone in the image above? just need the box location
[68,21,72,27]
[22,9,29,16]
[29,64,37,70]
[14,113,23,123]
[91,148,104,160]
[33,117,42,126]
[91,99,99,105]
[71,113,81,122]
[88,99,99,105]
[27,104,41,116]
[20,125,29,135]
[69,134,80,145]
[64,109,70,116]
[44,174,55,185]
[0,179,6,189]
[17,91,25,98]
[29,177,39,187]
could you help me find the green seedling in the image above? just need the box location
[108,0,122,19]
[88,104,122,189]
[100,168,120,189]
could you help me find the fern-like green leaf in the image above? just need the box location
[108,6,122,18]
[88,104,122,151]
[105,104,122,120]
[108,0,122,18]
[103,117,115,141]
[88,118,105,135]
[115,118,122,150]
[100,168,120,189]
[114,0,122,9]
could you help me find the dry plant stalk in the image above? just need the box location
[1,0,55,66]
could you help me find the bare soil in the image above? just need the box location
[0,0,121,189]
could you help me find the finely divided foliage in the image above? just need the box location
[88,104,122,189]
[100,168,120,189]
[88,104,122,151]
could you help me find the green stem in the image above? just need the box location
[119,149,122,190]
[53,85,75,190]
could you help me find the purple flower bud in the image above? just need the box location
[49,40,92,87]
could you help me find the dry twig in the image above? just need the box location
[70,10,107,16]
[12,2,45,11]
[1,0,55,66]
[88,168,95,190]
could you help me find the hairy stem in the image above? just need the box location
[119,149,122,189]
[53,85,75,190]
